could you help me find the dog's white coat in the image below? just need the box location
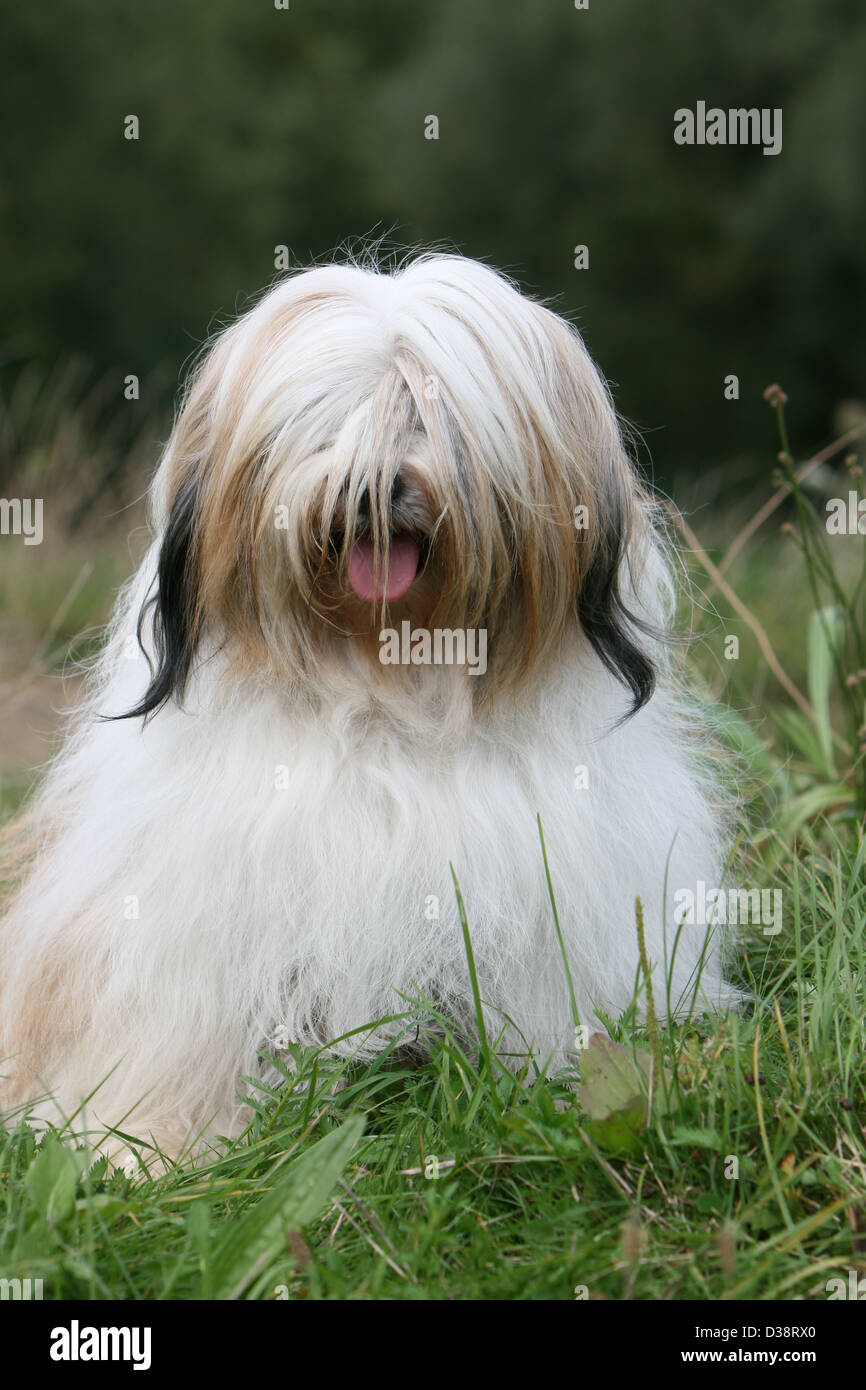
[0,256,738,1153]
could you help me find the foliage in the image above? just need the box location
[1,0,865,488]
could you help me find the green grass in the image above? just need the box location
[1,386,865,1301]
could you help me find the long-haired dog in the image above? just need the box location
[0,254,738,1161]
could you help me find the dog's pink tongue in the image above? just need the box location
[347,537,420,602]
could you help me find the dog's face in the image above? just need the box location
[128,256,655,720]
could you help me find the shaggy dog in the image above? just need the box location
[0,254,737,1160]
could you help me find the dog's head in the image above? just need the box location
[126,255,658,720]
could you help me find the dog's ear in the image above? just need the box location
[116,475,202,721]
[577,491,657,715]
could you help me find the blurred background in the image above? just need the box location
[1,0,864,807]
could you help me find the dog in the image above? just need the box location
[0,253,739,1161]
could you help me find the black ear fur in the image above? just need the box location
[114,476,201,721]
[578,503,657,715]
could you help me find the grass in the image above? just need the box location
[1,381,865,1301]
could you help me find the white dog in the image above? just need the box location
[0,254,738,1159]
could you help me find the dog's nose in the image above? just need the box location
[356,474,405,524]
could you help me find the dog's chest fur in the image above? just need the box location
[38,637,724,1080]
